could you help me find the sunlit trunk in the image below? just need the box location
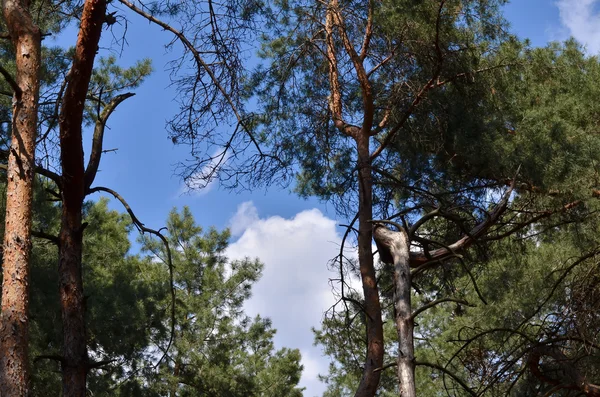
[0,1,41,394]
[373,225,415,397]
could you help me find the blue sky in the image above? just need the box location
[48,1,600,396]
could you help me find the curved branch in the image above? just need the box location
[409,171,518,267]
[411,298,472,320]
[408,207,440,239]
[373,361,397,373]
[528,345,600,396]
[87,185,176,368]
[416,361,477,397]
[84,92,135,190]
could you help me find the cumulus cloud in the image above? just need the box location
[556,0,600,53]
[226,202,349,397]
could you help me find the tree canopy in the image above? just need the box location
[1,1,600,396]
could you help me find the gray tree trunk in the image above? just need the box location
[373,225,415,397]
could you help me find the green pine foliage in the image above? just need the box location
[0,186,302,395]
[314,40,600,396]
[140,207,304,397]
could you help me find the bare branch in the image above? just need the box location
[416,361,477,397]
[408,207,440,239]
[528,345,600,396]
[34,354,65,364]
[87,185,176,369]
[84,92,135,190]
[88,358,117,369]
[32,230,59,245]
[119,0,263,156]
[411,298,472,320]
[0,156,61,185]
[409,169,518,267]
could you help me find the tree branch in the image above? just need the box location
[411,298,472,320]
[324,0,357,137]
[409,169,518,267]
[32,230,59,245]
[87,185,176,368]
[84,92,135,190]
[119,0,263,156]
[416,361,477,397]
[0,158,61,186]
[359,0,374,60]
[34,354,65,364]
[88,358,117,369]
[528,345,600,396]
[0,64,21,97]
[330,0,374,134]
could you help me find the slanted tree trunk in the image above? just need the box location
[0,0,41,395]
[373,225,415,397]
[57,0,106,394]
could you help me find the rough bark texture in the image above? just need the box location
[354,134,384,397]
[0,0,41,395]
[373,225,415,397]
[57,0,106,395]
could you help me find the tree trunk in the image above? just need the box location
[354,133,384,397]
[57,0,106,395]
[372,225,415,397]
[391,230,414,397]
[0,1,41,395]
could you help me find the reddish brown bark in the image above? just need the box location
[0,0,41,395]
[324,2,383,395]
[354,133,384,397]
[57,0,106,395]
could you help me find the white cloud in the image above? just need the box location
[226,202,349,397]
[228,201,259,237]
[556,0,600,53]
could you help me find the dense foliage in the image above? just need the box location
[313,40,600,396]
[0,184,303,395]
[2,0,600,396]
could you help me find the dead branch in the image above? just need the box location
[87,185,176,368]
